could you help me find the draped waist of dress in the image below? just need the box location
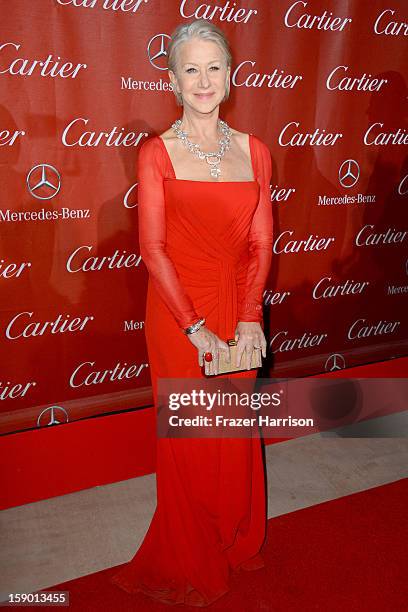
[161,179,260,340]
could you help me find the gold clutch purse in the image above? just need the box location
[206,339,262,376]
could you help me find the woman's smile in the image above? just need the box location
[194,92,215,100]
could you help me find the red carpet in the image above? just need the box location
[44,479,407,611]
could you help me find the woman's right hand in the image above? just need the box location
[186,326,230,376]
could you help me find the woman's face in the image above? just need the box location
[170,37,230,112]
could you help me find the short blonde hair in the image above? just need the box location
[167,19,232,106]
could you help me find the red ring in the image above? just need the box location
[204,352,213,362]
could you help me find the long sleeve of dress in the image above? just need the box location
[137,137,201,330]
[237,138,273,323]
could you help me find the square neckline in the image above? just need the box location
[157,132,257,184]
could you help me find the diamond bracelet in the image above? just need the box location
[183,317,206,335]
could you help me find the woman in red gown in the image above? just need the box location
[110,19,273,607]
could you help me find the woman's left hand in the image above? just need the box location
[234,321,267,369]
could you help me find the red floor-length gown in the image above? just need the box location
[110,131,273,606]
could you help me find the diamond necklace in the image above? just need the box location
[171,118,232,179]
